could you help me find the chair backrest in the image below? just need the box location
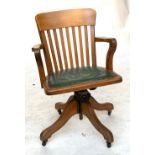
[35,8,96,75]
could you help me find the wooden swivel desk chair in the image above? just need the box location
[32,8,122,148]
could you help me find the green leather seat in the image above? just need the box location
[48,67,116,88]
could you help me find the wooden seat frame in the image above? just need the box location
[32,8,122,148]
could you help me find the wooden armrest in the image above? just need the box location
[95,37,117,71]
[32,44,43,53]
[95,37,116,43]
[32,44,45,88]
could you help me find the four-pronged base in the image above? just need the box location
[40,90,114,148]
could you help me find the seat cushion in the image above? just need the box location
[48,67,117,88]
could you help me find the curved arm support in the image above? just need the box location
[95,37,117,71]
[32,44,45,88]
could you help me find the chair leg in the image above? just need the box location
[82,101,114,145]
[55,96,74,114]
[40,99,77,145]
[89,96,114,115]
[40,91,114,147]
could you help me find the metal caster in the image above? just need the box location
[108,111,112,116]
[106,142,111,148]
[79,113,83,120]
[57,109,62,115]
[42,140,47,146]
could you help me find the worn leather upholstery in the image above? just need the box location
[48,67,116,88]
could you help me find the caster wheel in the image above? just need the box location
[108,111,112,116]
[79,114,83,120]
[42,140,47,146]
[58,109,62,115]
[107,142,111,148]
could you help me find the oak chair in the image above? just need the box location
[32,8,122,148]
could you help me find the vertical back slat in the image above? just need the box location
[53,29,63,71]
[90,26,96,66]
[40,31,53,74]
[47,30,58,73]
[71,27,79,68]
[84,26,90,66]
[59,28,68,69]
[78,26,84,67]
[65,27,74,69]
